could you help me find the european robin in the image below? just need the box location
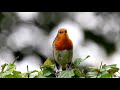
[53,28,73,70]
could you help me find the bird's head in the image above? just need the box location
[57,28,68,39]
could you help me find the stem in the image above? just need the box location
[27,65,30,78]
[96,61,103,78]
[12,56,19,64]
[83,55,90,61]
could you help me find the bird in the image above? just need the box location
[53,28,73,70]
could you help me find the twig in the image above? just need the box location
[96,61,103,78]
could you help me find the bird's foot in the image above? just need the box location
[66,64,72,70]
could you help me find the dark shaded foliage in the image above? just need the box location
[84,30,116,56]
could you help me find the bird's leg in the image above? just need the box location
[53,60,59,72]
[54,61,62,76]
[66,64,70,70]
[54,65,63,77]
[58,65,62,72]
[55,65,62,72]
[54,65,59,77]
[69,62,73,70]
[54,65,58,72]
[65,62,73,70]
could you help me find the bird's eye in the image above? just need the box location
[65,30,67,33]
[59,31,62,34]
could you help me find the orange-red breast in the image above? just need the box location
[53,28,73,70]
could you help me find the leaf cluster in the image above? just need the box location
[0,56,119,78]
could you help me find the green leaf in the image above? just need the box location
[99,71,112,78]
[44,57,54,66]
[92,69,100,72]
[40,58,55,70]
[40,64,55,70]
[25,70,39,78]
[74,70,81,77]
[30,70,38,73]
[73,55,90,68]
[4,71,22,78]
[87,72,98,78]
[1,63,8,72]
[2,70,13,77]
[43,68,54,77]
[86,67,99,72]
[108,64,117,68]
[107,68,119,74]
[0,72,3,78]
[1,64,16,77]
[1,66,14,77]
[102,64,117,70]
[58,70,75,78]
[6,63,16,72]
[35,72,46,78]
[12,71,22,78]
[100,68,106,72]
[4,74,14,78]
[73,58,83,67]
[22,73,29,78]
